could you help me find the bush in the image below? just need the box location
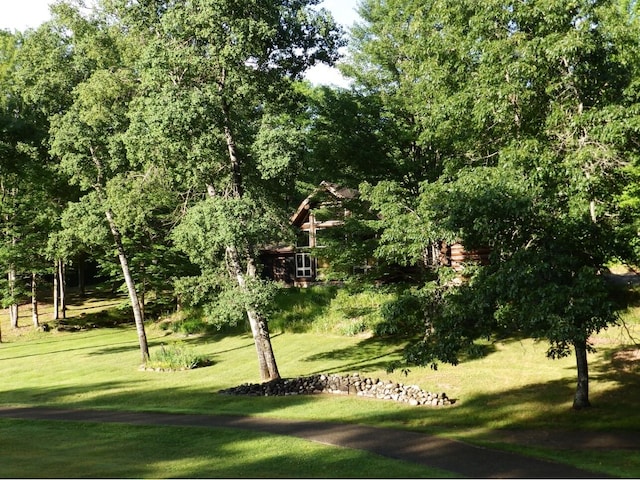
[375,294,424,336]
[337,318,370,336]
[146,342,209,370]
[171,317,209,335]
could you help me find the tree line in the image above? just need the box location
[2,0,640,409]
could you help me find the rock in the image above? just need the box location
[217,373,450,408]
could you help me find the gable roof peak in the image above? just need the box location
[290,181,359,226]
[319,181,359,200]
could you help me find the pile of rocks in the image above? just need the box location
[219,373,453,407]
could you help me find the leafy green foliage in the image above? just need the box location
[164,316,210,335]
[362,181,444,267]
[0,30,63,320]
[146,342,210,370]
[296,86,399,189]
[5,0,640,407]
[173,196,278,265]
[173,264,282,332]
[375,293,425,337]
[311,200,380,282]
[349,0,640,406]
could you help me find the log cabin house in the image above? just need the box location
[425,242,491,272]
[260,181,490,286]
[261,181,359,286]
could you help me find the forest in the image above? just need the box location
[2,0,640,411]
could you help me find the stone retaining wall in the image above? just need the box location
[219,373,452,407]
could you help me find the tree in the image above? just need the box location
[295,84,399,190]
[110,0,344,380]
[105,168,189,320]
[352,0,640,408]
[50,68,152,363]
[10,19,89,323]
[18,4,153,362]
[0,30,59,332]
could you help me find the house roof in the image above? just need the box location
[290,181,359,227]
[320,181,359,200]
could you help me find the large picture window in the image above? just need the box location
[295,253,313,278]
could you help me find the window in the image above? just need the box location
[296,253,313,278]
[296,231,310,247]
[353,258,374,276]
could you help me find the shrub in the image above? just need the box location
[338,318,370,336]
[146,342,209,370]
[171,317,209,335]
[375,294,424,336]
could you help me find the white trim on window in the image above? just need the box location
[295,252,313,278]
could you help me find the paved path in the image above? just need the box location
[0,406,613,478]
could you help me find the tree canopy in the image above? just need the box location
[352,0,640,408]
[1,0,639,407]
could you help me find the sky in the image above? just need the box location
[0,0,360,87]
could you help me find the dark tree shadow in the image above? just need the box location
[303,336,406,374]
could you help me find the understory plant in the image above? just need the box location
[146,342,209,370]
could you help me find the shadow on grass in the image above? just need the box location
[5,283,640,478]
[91,332,263,359]
[302,334,499,376]
[2,337,640,477]
[13,306,630,431]
[37,295,134,333]
[91,343,144,356]
[0,335,138,361]
[588,343,640,419]
[303,336,406,374]
[0,379,320,419]
[0,379,633,477]
[0,416,448,479]
[340,374,640,476]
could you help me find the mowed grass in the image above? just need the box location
[0,418,454,478]
[1,285,640,477]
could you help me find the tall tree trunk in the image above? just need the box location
[105,208,149,363]
[31,272,39,328]
[217,97,280,381]
[246,253,280,380]
[58,260,66,319]
[573,195,596,409]
[573,340,591,409]
[8,267,18,328]
[9,304,18,327]
[52,261,59,320]
[225,245,280,381]
[223,111,243,198]
[139,263,145,323]
[4,183,18,328]
[88,147,148,363]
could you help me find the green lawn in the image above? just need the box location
[1,286,639,477]
[0,418,454,478]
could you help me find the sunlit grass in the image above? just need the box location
[0,419,454,478]
[1,283,640,477]
[270,284,396,335]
